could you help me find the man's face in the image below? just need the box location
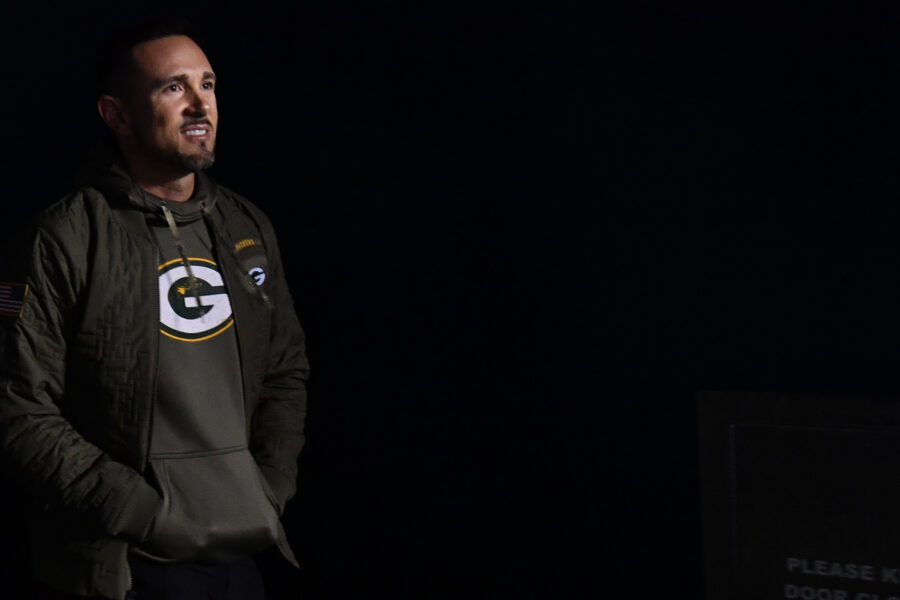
[124,35,218,175]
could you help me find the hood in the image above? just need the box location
[77,140,218,224]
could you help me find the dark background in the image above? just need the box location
[3,3,900,598]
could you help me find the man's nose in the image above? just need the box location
[184,85,210,114]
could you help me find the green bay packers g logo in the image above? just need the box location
[158,258,234,342]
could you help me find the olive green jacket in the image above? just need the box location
[0,161,308,599]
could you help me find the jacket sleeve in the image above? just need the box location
[248,217,309,514]
[0,218,161,541]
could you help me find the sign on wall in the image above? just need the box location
[699,392,900,600]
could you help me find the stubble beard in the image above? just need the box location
[177,147,215,172]
[158,141,216,174]
[132,123,217,176]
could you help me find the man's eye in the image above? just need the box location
[166,84,181,93]
[203,81,215,90]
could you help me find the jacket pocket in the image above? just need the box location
[252,463,300,567]
[254,464,281,515]
[137,447,280,563]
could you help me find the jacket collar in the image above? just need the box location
[78,140,219,224]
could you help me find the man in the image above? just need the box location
[0,21,308,600]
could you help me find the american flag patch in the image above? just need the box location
[0,282,28,318]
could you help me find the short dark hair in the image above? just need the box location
[96,18,199,100]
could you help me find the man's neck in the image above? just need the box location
[137,173,196,203]
[122,153,196,203]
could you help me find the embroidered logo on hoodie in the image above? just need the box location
[158,257,234,342]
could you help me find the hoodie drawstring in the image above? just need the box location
[160,202,203,308]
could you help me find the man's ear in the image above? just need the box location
[97,95,131,136]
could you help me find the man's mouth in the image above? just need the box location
[181,122,213,138]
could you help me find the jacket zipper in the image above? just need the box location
[144,247,160,471]
[127,247,158,600]
[126,568,135,599]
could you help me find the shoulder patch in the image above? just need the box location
[0,282,28,318]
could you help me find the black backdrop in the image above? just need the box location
[3,3,900,598]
